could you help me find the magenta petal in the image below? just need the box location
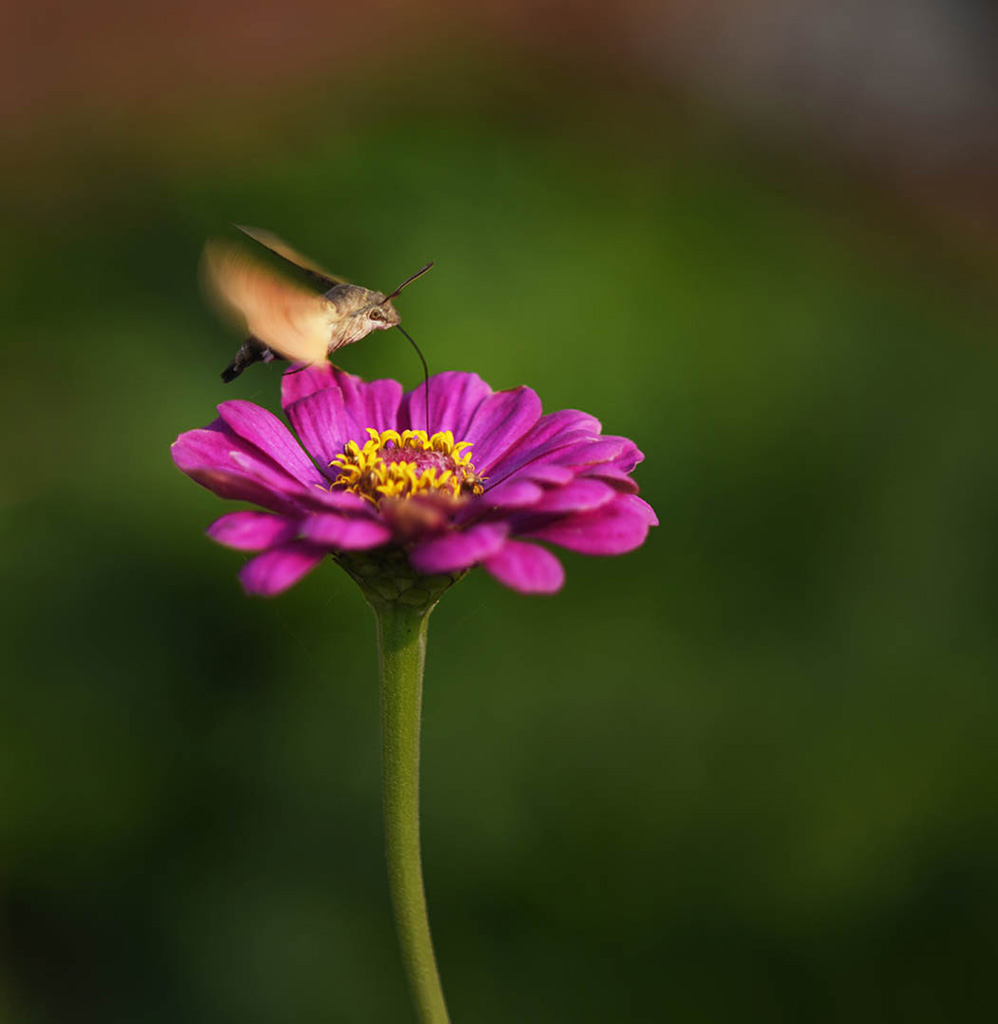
[551,436,631,468]
[517,408,602,447]
[572,435,644,474]
[217,400,323,486]
[302,513,392,550]
[531,478,617,514]
[305,487,378,514]
[207,511,298,551]
[287,370,406,467]
[463,386,543,474]
[173,424,306,495]
[336,373,404,434]
[486,409,602,480]
[523,495,652,555]
[479,478,545,509]
[605,437,645,474]
[172,429,295,511]
[281,364,337,406]
[628,494,659,526]
[494,435,639,487]
[484,541,565,594]
[282,367,405,433]
[172,424,255,472]
[285,388,356,468]
[580,464,641,493]
[227,451,314,497]
[179,467,292,513]
[515,463,576,487]
[409,522,509,574]
[400,372,492,436]
[239,541,327,595]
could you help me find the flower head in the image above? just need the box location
[172,366,657,595]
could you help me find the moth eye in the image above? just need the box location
[369,308,385,321]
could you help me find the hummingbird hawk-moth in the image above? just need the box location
[200,225,434,383]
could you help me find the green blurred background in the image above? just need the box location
[3,2,998,1021]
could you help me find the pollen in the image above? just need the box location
[330,428,485,504]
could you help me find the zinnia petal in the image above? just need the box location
[409,522,509,574]
[281,363,337,406]
[305,488,381,515]
[207,511,298,551]
[286,371,404,469]
[171,427,298,512]
[174,466,290,513]
[462,385,543,474]
[477,479,545,509]
[217,400,325,486]
[522,494,653,555]
[172,423,259,474]
[239,541,327,595]
[284,387,357,469]
[483,541,565,594]
[484,409,603,484]
[606,438,645,474]
[400,371,493,436]
[529,478,617,515]
[511,463,575,487]
[627,494,659,526]
[173,421,306,495]
[579,464,641,494]
[302,513,393,550]
[227,450,316,498]
[336,374,404,435]
[494,435,639,489]
[550,436,633,469]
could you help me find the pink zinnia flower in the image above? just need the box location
[171,365,656,595]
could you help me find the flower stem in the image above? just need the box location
[373,598,451,1024]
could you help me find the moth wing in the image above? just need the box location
[234,225,349,289]
[201,240,335,365]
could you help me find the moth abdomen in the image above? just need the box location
[220,336,277,383]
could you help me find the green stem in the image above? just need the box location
[373,599,451,1024]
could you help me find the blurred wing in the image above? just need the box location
[234,225,349,290]
[201,240,335,365]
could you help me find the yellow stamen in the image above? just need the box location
[329,428,485,505]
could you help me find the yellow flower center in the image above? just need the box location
[330,428,485,504]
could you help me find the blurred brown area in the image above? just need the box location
[0,0,624,136]
[4,0,997,253]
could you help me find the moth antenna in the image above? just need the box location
[383,261,434,302]
[396,325,431,432]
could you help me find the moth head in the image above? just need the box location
[365,296,402,330]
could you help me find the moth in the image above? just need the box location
[200,225,433,383]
